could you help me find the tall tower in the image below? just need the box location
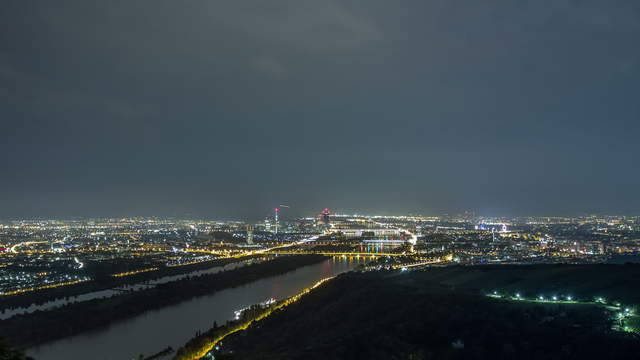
[321,208,330,224]
[246,225,254,245]
[274,208,280,234]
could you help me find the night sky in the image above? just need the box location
[2,1,639,219]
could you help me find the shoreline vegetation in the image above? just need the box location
[0,254,328,349]
[0,255,263,311]
[215,263,640,359]
[143,346,174,360]
[172,277,335,360]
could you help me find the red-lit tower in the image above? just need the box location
[321,208,330,224]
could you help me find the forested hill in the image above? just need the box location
[217,264,640,360]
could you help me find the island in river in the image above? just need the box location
[1,255,327,349]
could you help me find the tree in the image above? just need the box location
[0,339,34,360]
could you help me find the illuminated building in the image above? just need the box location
[321,208,330,224]
[246,225,254,245]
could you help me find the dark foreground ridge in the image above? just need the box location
[216,263,640,360]
[0,255,327,349]
[0,340,32,360]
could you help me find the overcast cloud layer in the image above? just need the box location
[1,1,639,219]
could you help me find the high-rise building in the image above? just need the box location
[246,225,254,245]
[321,208,331,224]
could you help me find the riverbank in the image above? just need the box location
[1,255,327,349]
[217,263,640,359]
[607,253,640,264]
[173,277,335,360]
[1,256,269,320]
[27,257,363,360]
[1,255,262,312]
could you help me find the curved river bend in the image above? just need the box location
[27,257,364,360]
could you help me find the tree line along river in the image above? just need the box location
[26,257,366,360]
[1,257,268,320]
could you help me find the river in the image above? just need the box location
[1,257,268,320]
[607,254,640,264]
[26,256,365,360]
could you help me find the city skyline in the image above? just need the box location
[4,2,640,360]
[2,209,640,223]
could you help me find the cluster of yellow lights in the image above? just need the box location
[391,259,443,270]
[175,276,336,360]
[267,250,404,257]
[110,267,159,277]
[166,258,220,267]
[1,279,90,296]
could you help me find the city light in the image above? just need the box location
[111,267,160,278]
[486,290,639,335]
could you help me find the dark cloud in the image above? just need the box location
[1,0,639,219]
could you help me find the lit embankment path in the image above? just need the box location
[0,279,90,296]
[174,276,335,360]
[486,293,639,334]
[392,259,444,270]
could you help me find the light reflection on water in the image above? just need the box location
[27,257,366,360]
[1,258,265,320]
[607,254,640,264]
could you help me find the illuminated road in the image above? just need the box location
[267,251,408,257]
[393,260,443,269]
[486,292,639,334]
[10,241,47,253]
[9,239,68,253]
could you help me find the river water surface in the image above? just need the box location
[27,257,364,360]
[1,258,268,320]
